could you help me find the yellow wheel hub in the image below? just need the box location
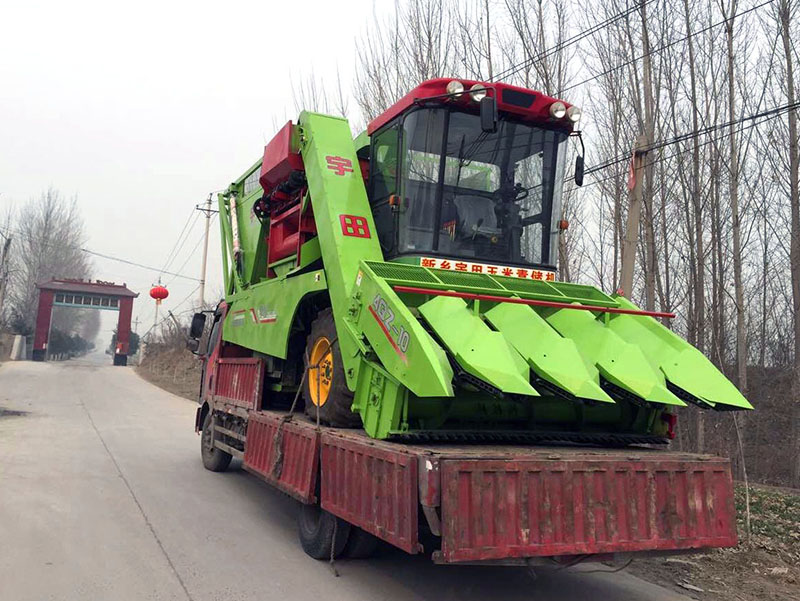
[309,336,333,407]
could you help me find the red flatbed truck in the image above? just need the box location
[195,308,738,565]
[190,77,745,565]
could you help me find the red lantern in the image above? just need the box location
[150,285,169,305]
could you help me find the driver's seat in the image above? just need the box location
[454,195,500,235]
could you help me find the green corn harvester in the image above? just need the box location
[214,78,752,443]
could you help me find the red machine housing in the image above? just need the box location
[259,121,303,195]
[257,121,316,269]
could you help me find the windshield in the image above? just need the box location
[395,107,567,267]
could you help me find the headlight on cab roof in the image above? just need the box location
[446,80,465,96]
[549,101,567,119]
[469,84,487,102]
[567,105,582,122]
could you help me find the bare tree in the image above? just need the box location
[6,189,96,340]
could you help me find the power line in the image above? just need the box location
[158,210,195,275]
[579,104,794,189]
[647,100,800,154]
[165,218,215,288]
[584,100,800,177]
[491,0,654,83]
[82,248,203,282]
[161,210,202,277]
[562,0,773,94]
[0,224,202,282]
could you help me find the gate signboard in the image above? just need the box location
[33,279,138,365]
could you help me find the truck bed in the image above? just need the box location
[241,409,738,563]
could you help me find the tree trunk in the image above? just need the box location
[640,0,657,311]
[778,0,800,486]
[684,0,705,352]
[722,0,748,394]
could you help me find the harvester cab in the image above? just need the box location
[212,78,752,443]
[365,80,572,274]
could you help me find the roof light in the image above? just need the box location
[549,101,567,119]
[567,106,582,123]
[469,84,487,102]
[446,80,465,96]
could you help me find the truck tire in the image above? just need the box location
[303,308,360,427]
[341,526,380,559]
[297,503,351,560]
[201,411,232,472]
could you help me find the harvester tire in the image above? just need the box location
[201,411,232,472]
[341,526,380,559]
[297,503,351,560]
[303,308,360,427]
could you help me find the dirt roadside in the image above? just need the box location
[630,484,799,601]
[0,332,14,366]
[136,347,202,402]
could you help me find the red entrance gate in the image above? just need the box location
[33,279,138,366]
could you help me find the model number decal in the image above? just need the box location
[369,294,410,361]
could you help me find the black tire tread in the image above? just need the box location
[297,504,351,560]
[201,411,232,472]
[303,308,360,427]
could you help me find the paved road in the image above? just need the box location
[0,361,691,601]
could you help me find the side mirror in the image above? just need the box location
[187,338,200,353]
[189,312,206,339]
[574,155,584,187]
[480,96,497,133]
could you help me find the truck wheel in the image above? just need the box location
[342,527,379,559]
[297,503,351,560]
[201,411,232,472]
[303,309,360,427]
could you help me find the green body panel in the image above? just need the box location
[418,296,538,396]
[347,262,453,398]
[297,112,384,391]
[608,297,753,409]
[484,302,613,403]
[228,161,268,287]
[222,269,328,359]
[544,308,685,406]
[217,192,237,295]
[351,360,409,437]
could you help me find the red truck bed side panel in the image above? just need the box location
[438,457,737,563]
[320,432,420,554]
[214,358,263,409]
[243,412,319,503]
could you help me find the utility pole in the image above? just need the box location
[619,135,648,298]
[196,194,217,308]
[0,234,12,320]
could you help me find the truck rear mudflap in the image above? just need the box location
[433,452,737,563]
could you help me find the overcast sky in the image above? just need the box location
[1,0,379,344]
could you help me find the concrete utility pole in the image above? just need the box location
[196,194,215,308]
[619,135,649,298]
[0,234,12,319]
